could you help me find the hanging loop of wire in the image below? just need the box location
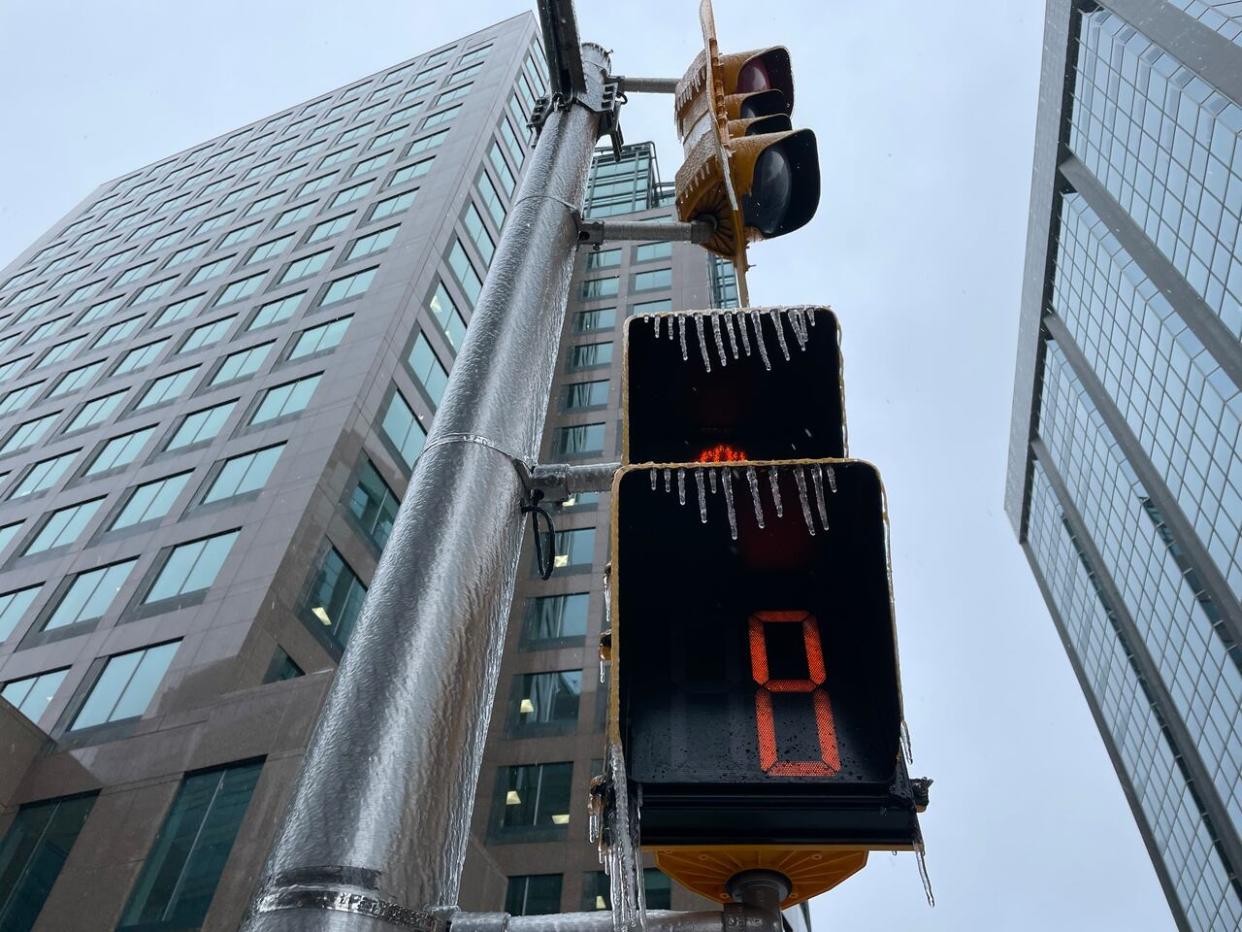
[521,489,557,580]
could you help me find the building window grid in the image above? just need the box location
[1037,346,1240,823]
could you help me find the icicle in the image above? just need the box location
[789,308,809,351]
[793,466,816,536]
[677,468,686,505]
[721,469,738,540]
[692,314,712,372]
[767,466,784,518]
[695,468,708,523]
[745,466,765,529]
[649,314,658,333]
[826,465,837,493]
[663,468,671,493]
[677,314,688,361]
[900,719,914,764]
[649,468,658,491]
[723,312,739,359]
[751,311,771,370]
[707,469,718,494]
[734,310,751,356]
[710,314,728,366]
[810,465,829,532]
[806,306,817,326]
[915,841,935,907]
[768,308,791,361]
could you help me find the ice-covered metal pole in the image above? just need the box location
[241,38,612,932]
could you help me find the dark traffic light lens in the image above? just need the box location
[747,147,793,233]
[737,60,772,92]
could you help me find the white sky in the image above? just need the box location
[0,1,1176,929]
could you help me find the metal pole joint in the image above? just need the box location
[529,461,621,502]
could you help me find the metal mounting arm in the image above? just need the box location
[529,461,621,502]
[612,75,679,94]
[577,217,717,246]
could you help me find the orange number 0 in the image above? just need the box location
[748,611,840,776]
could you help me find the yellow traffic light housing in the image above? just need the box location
[672,2,821,303]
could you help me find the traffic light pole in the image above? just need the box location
[240,32,613,932]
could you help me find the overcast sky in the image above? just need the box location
[0,1,1175,929]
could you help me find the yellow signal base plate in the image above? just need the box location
[650,845,872,907]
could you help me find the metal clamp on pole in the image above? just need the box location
[576,217,717,246]
[529,461,621,503]
[448,909,730,932]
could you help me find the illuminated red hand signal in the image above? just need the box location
[748,610,840,776]
[697,443,747,463]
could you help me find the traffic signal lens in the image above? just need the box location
[737,59,773,93]
[745,146,793,234]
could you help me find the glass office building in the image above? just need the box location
[0,14,733,930]
[1007,2,1242,929]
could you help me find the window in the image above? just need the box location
[213,271,265,306]
[195,212,234,234]
[321,267,376,306]
[151,293,203,328]
[331,180,374,208]
[298,172,339,197]
[0,668,66,723]
[42,559,137,630]
[408,334,449,407]
[71,641,179,729]
[0,794,97,929]
[22,497,104,554]
[476,171,505,226]
[273,202,316,229]
[348,460,399,550]
[409,129,449,156]
[220,183,259,207]
[144,228,184,253]
[246,234,295,265]
[585,248,621,270]
[0,584,42,641]
[380,389,426,468]
[305,547,367,647]
[564,380,608,410]
[164,240,209,268]
[634,242,672,263]
[117,762,262,931]
[554,423,605,457]
[463,205,495,266]
[505,875,562,917]
[489,142,516,195]
[23,317,69,346]
[35,334,88,369]
[450,61,484,83]
[0,521,22,555]
[115,338,169,376]
[370,125,409,149]
[427,280,466,350]
[145,530,239,604]
[211,342,272,385]
[422,104,461,129]
[569,341,612,369]
[497,762,572,831]
[264,648,304,683]
[499,117,524,165]
[249,291,304,330]
[244,191,285,216]
[438,83,473,105]
[336,127,371,148]
[132,277,178,305]
[0,381,44,416]
[113,259,157,286]
[179,315,235,353]
[9,450,77,499]
[575,308,615,333]
[290,316,351,360]
[1,412,59,455]
[86,426,156,475]
[552,528,594,568]
[630,298,672,315]
[165,401,236,451]
[308,213,355,243]
[632,268,672,291]
[249,374,320,425]
[93,315,142,348]
[346,225,399,261]
[583,869,669,912]
[511,670,581,732]
[580,277,619,300]
[521,593,589,648]
[79,294,125,324]
[458,43,491,66]
[388,103,424,126]
[294,139,328,161]
[372,189,417,221]
[448,240,482,307]
[109,473,191,531]
[64,389,127,433]
[136,367,197,410]
[202,444,283,505]
[220,221,262,247]
[351,151,392,178]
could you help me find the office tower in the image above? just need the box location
[0,12,735,930]
[1006,2,1241,929]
